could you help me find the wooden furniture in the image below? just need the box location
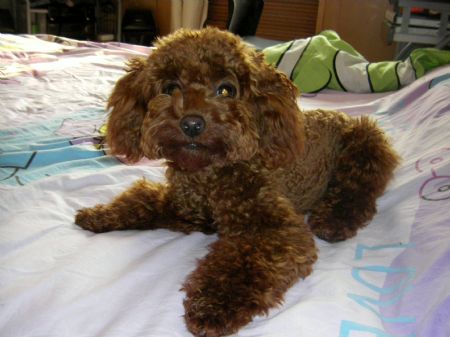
[316,0,397,61]
[206,0,319,41]
[206,0,396,61]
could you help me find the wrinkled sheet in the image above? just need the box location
[1,34,449,337]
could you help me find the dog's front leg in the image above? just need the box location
[75,179,206,234]
[183,191,318,336]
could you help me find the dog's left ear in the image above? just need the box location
[249,53,305,169]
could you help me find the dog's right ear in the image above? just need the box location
[106,57,150,162]
[247,52,305,170]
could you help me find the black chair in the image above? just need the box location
[227,0,282,50]
[227,0,263,37]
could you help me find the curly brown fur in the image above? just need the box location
[75,27,400,336]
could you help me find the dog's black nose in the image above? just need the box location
[180,115,205,137]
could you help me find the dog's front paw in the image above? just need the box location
[183,272,259,337]
[75,205,117,233]
[184,294,251,337]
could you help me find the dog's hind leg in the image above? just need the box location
[308,116,400,242]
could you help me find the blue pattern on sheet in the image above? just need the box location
[0,109,120,186]
[339,73,450,337]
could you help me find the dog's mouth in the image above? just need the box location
[143,121,231,172]
[184,142,204,151]
[161,140,227,172]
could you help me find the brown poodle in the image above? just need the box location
[75,27,400,337]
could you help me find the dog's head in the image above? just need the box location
[107,27,304,172]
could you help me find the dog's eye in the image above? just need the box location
[216,84,236,98]
[163,82,181,95]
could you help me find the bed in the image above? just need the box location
[1,33,449,337]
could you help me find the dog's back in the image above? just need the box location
[272,109,348,212]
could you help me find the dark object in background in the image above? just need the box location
[0,9,15,33]
[97,0,117,41]
[122,10,157,46]
[47,0,96,40]
[227,0,264,37]
[226,0,281,50]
